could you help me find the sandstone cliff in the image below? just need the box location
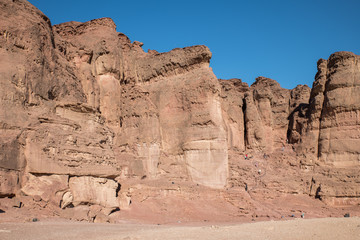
[296,52,360,166]
[0,0,359,223]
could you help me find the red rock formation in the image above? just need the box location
[219,78,248,152]
[0,0,359,223]
[1,0,228,203]
[287,84,311,144]
[220,77,310,153]
[246,77,291,152]
[299,52,360,167]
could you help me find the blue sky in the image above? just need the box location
[28,0,360,89]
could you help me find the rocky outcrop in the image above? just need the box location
[220,77,310,153]
[0,0,228,216]
[0,0,359,222]
[245,77,291,152]
[287,85,311,144]
[52,16,228,188]
[288,52,360,204]
[297,52,360,167]
[219,79,249,152]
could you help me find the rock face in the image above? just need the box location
[0,0,359,222]
[52,18,229,189]
[246,77,291,152]
[220,77,310,153]
[0,0,227,203]
[297,52,360,167]
[287,84,311,144]
[219,78,248,152]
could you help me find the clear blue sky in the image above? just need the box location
[28,0,360,89]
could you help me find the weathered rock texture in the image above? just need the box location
[296,52,360,167]
[0,0,359,222]
[220,77,311,153]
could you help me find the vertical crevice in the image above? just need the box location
[317,68,330,160]
[286,98,292,143]
[115,183,121,197]
[242,97,247,149]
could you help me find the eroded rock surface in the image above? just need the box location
[0,0,359,223]
[298,52,360,167]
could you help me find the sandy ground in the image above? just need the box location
[0,217,359,240]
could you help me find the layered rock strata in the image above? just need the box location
[0,0,359,221]
[296,52,360,167]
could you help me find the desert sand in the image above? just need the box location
[0,217,359,240]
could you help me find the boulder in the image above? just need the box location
[0,169,19,197]
[21,174,68,205]
[69,176,120,208]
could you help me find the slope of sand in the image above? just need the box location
[0,217,359,240]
